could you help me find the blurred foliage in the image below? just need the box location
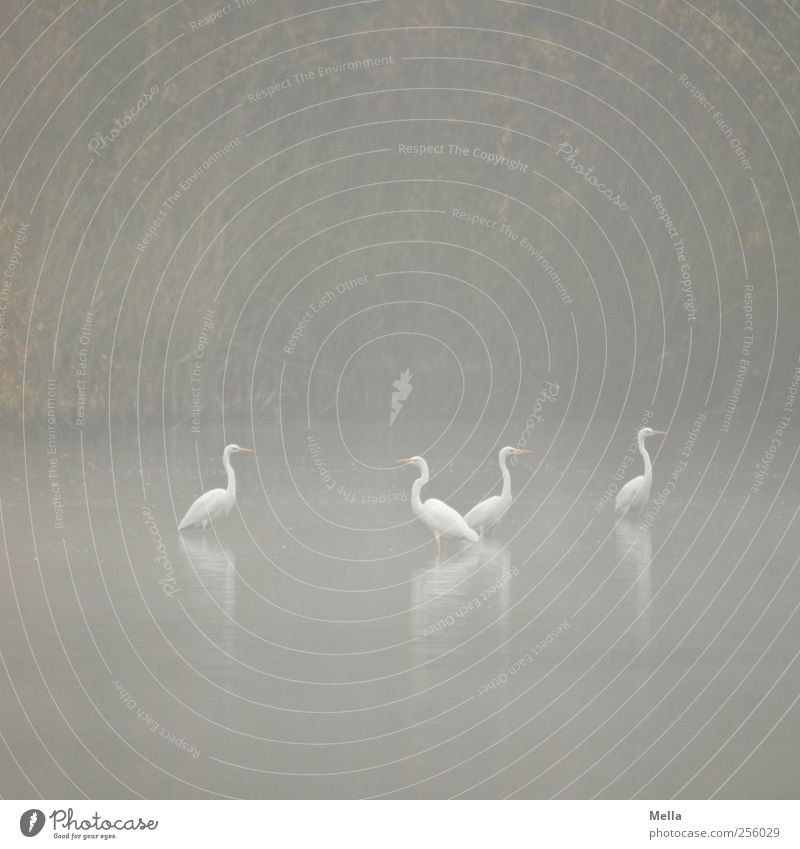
[0,0,797,429]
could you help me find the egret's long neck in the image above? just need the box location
[410,461,429,516]
[223,450,236,499]
[638,434,652,485]
[499,451,512,501]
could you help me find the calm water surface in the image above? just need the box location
[1,425,798,799]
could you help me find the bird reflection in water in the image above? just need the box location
[178,534,239,671]
[407,541,516,716]
[411,540,515,649]
[614,518,653,643]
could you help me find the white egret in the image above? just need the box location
[615,428,666,516]
[178,444,254,531]
[397,457,479,553]
[464,446,530,535]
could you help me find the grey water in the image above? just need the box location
[1,424,798,799]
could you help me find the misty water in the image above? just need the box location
[3,422,798,799]
[3,1,800,804]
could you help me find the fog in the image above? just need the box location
[0,0,799,799]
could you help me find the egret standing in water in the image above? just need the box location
[397,457,479,554]
[178,444,254,531]
[465,446,530,535]
[615,428,666,517]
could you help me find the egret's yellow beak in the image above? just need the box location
[239,448,255,453]
[396,458,415,464]
[651,431,667,436]
[515,448,531,454]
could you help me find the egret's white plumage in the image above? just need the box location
[178,444,253,531]
[398,456,479,553]
[614,428,666,516]
[465,446,530,535]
